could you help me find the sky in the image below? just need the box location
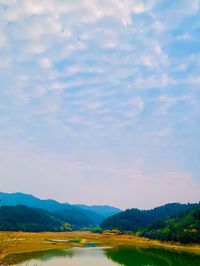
[0,0,200,209]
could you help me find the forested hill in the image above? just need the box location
[101,203,200,231]
[101,202,200,244]
[0,192,121,226]
[141,208,200,243]
[0,205,99,231]
[0,205,62,232]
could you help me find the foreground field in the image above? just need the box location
[1,231,200,258]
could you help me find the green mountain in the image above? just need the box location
[0,205,100,231]
[101,203,200,231]
[0,205,61,232]
[53,208,95,227]
[0,192,120,227]
[101,202,200,244]
[141,208,200,243]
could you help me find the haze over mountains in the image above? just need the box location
[0,192,121,225]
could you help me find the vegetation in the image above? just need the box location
[0,205,62,232]
[0,192,120,226]
[1,194,200,245]
[101,203,200,244]
[53,208,95,228]
[0,205,111,232]
[90,227,104,233]
[141,209,200,244]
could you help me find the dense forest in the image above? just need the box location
[0,205,97,231]
[0,192,121,232]
[53,208,95,227]
[0,205,62,232]
[101,203,200,243]
[141,209,200,243]
[0,194,200,244]
[0,192,120,226]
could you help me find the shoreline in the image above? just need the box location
[1,231,200,257]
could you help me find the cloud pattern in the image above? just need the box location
[0,0,200,208]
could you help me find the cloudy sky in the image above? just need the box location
[0,0,200,209]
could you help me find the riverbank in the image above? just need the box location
[1,231,200,258]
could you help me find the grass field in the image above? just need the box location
[1,231,200,259]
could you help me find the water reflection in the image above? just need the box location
[4,249,74,265]
[105,247,200,266]
[5,246,200,266]
[7,247,113,266]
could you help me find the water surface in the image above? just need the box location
[7,246,200,266]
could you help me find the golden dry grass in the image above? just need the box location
[1,231,200,258]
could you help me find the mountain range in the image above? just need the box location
[1,192,199,244]
[0,192,121,227]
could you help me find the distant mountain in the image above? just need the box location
[0,192,121,227]
[75,204,121,219]
[101,202,200,232]
[0,192,71,212]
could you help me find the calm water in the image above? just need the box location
[6,246,200,266]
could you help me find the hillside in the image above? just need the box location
[101,202,200,244]
[0,205,62,232]
[0,205,100,231]
[101,203,200,232]
[0,192,120,226]
[75,204,121,219]
[53,208,95,227]
[141,209,200,244]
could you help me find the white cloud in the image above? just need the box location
[39,58,52,68]
[0,0,200,207]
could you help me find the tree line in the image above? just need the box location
[101,202,200,244]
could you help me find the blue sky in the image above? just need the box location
[0,0,200,209]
